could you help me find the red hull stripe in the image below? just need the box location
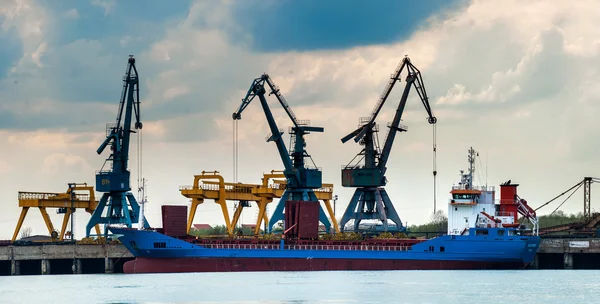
[124,257,526,273]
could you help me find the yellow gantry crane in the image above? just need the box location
[253,170,339,235]
[180,171,339,237]
[180,171,264,237]
[12,183,101,242]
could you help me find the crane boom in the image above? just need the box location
[262,75,300,128]
[379,61,437,174]
[233,75,295,177]
[347,57,410,144]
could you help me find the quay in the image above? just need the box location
[528,237,600,269]
[0,243,133,275]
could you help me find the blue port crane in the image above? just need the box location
[233,74,333,233]
[339,56,437,233]
[86,55,150,238]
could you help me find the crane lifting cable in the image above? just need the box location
[432,123,437,214]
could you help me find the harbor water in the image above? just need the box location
[0,270,598,303]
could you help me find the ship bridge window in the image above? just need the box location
[475,229,488,236]
[453,194,475,200]
[153,242,167,248]
[497,229,505,236]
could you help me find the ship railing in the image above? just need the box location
[199,243,411,251]
[179,184,260,193]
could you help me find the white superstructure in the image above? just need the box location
[446,148,519,235]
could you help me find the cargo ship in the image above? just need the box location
[111,148,540,273]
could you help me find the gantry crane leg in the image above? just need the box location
[308,191,333,233]
[39,207,56,236]
[379,189,402,230]
[322,199,339,233]
[187,198,203,234]
[215,198,233,236]
[86,193,108,237]
[340,188,402,232]
[11,207,30,241]
[254,198,271,235]
[59,209,71,241]
[340,190,363,232]
[230,204,246,232]
[57,210,100,241]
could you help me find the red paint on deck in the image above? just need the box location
[123,257,526,274]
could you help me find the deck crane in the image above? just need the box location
[86,55,150,238]
[233,74,334,233]
[339,56,437,232]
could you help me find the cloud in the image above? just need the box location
[40,153,94,176]
[64,8,79,19]
[1,0,50,75]
[91,0,115,16]
[229,0,468,51]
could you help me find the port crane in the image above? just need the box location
[233,74,335,233]
[339,56,437,232]
[86,55,150,238]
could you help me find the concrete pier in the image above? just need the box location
[0,243,133,275]
[528,238,600,269]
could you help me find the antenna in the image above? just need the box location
[485,151,488,189]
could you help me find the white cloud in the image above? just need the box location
[40,153,94,175]
[64,8,79,20]
[1,0,50,75]
[91,0,115,16]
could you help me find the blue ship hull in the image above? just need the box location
[110,227,540,273]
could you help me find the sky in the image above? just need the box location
[1,0,599,239]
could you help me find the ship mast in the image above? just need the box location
[466,147,477,190]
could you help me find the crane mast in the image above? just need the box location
[233,74,333,233]
[339,56,437,233]
[86,55,150,238]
